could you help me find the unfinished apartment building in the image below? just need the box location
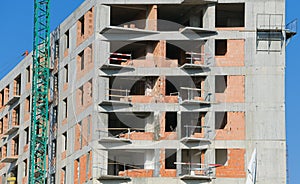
[0,0,293,183]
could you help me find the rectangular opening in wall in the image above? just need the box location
[79,51,84,71]
[23,159,28,177]
[14,75,21,96]
[51,139,57,160]
[75,158,80,183]
[215,75,227,93]
[165,112,177,132]
[12,136,19,156]
[64,65,68,83]
[65,31,69,49]
[165,149,176,169]
[216,3,245,27]
[12,105,20,126]
[10,167,18,180]
[62,132,67,151]
[62,167,66,184]
[26,66,31,83]
[0,118,3,134]
[215,112,227,129]
[110,41,156,62]
[181,112,206,137]
[215,40,227,56]
[79,86,84,106]
[62,98,67,119]
[158,5,204,31]
[110,5,147,29]
[215,149,228,166]
[26,96,30,113]
[53,106,58,125]
[54,73,58,97]
[108,112,148,137]
[55,40,59,60]
[79,16,85,36]
[0,89,3,108]
[25,127,29,145]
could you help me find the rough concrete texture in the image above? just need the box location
[0,0,288,183]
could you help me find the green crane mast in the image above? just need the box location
[29,0,50,183]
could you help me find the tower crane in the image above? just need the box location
[29,0,50,183]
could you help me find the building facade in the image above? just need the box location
[0,0,290,183]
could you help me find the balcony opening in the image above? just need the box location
[215,75,227,93]
[108,150,154,176]
[215,149,228,165]
[110,41,161,65]
[182,149,205,175]
[157,5,204,31]
[216,3,245,27]
[107,112,151,139]
[110,5,147,29]
[167,76,205,101]
[166,41,206,66]
[215,112,227,129]
[165,149,176,169]
[215,40,227,56]
[165,112,177,132]
[166,79,178,96]
[109,76,157,100]
[181,112,206,138]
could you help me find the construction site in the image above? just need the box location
[0,0,297,183]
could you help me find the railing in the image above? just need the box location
[106,88,131,101]
[98,127,145,139]
[109,53,132,65]
[183,125,210,138]
[257,14,283,30]
[185,52,211,65]
[175,162,214,177]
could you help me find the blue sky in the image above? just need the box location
[0,1,299,183]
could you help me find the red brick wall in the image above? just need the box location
[215,75,245,103]
[216,149,246,178]
[215,39,245,67]
[77,8,94,46]
[216,112,245,140]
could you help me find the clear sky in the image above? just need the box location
[0,1,299,183]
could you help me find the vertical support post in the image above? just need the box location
[29,0,50,184]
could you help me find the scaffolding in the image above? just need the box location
[256,14,284,53]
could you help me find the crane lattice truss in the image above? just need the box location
[29,0,50,183]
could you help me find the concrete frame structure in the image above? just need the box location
[0,0,289,183]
